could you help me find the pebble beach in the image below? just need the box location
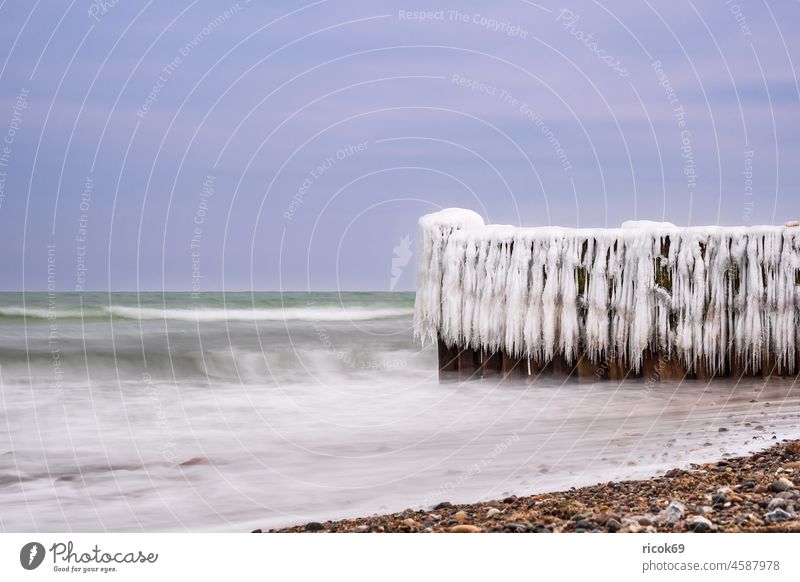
[265,439,800,534]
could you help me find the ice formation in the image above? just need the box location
[414,208,800,373]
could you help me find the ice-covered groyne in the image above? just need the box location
[414,208,800,381]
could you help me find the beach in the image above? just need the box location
[1,292,799,532]
[268,439,800,533]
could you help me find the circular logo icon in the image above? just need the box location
[20,542,46,570]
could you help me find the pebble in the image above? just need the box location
[450,524,480,533]
[771,478,795,492]
[179,456,210,466]
[764,508,795,524]
[688,515,714,533]
[304,522,324,532]
[657,501,685,525]
[767,498,786,511]
[454,510,467,522]
[486,508,502,518]
[433,502,453,510]
[355,525,369,533]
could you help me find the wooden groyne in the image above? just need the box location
[414,209,800,383]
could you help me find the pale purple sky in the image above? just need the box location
[0,0,798,291]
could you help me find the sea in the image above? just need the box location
[0,292,798,531]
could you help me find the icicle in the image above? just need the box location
[414,209,800,375]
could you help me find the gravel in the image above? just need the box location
[262,440,800,533]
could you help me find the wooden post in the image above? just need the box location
[501,351,526,379]
[437,338,460,382]
[576,353,599,382]
[458,347,480,382]
[479,350,502,379]
[607,356,626,381]
[439,339,791,384]
[761,347,776,379]
[659,354,689,381]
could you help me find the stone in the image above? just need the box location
[605,518,621,532]
[767,498,786,511]
[657,501,685,525]
[454,510,467,522]
[402,518,417,528]
[304,522,324,532]
[433,501,453,510]
[486,507,502,518]
[450,524,481,533]
[354,525,369,533]
[179,456,210,466]
[664,468,681,478]
[772,478,795,492]
[764,508,795,524]
[688,515,714,533]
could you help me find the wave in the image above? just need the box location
[0,293,415,323]
[0,305,413,322]
[0,306,105,319]
[105,305,414,322]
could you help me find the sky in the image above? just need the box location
[0,0,798,292]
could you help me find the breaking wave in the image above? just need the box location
[105,305,414,322]
[0,304,413,322]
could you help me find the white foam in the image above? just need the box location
[0,307,83,319]
[106,305,414,322]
